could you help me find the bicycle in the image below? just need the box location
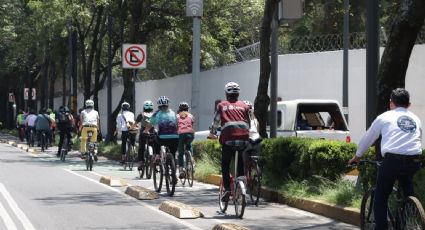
[123,133,137,171]
[178,137,195,187]
[40,130,49,152]
[138,133,155,179]
[27,128,35,147]
[353,160,425,230]
[59,133,71,162]
[85,131,96,171]
[218,141,248,219]
[152,145,177,197]
[243,138,262,206]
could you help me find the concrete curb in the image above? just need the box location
[125,186,159,200]
[159,200,204,219]
[200,174,360,227]
[212,223,250,230]
[99,176,127,187]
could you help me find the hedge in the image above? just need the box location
[192,137,356,181]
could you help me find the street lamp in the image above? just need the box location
[270,0,303,138]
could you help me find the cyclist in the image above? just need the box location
[348,88,422,230]
[35,108,54,147]
[242,100,262,173]
[144,96,179,164]
[47,108,56,145]
[16,110,27,141]
[208,82,250,202]
[176,101,195,179]
[79,99,100,161]
[56,106,74,157]
[135,100,155,164]
[25,109,37,143]
[116,101,137,164]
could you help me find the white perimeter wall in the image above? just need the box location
[54,44,425,144]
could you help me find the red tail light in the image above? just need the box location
[346,136,351,143]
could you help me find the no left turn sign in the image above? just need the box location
[122,44,147,69]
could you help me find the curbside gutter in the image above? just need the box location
[199,174,360,227]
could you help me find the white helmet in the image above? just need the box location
[85,99,94,107]
[121,101,130,110]
[157,96,169,106]
[224,82,240,94]
[143,100,153,110]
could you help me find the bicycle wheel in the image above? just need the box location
[41,134,45,152]
[361,188,376,230]
[138,160,146,179]
[145,146,153,179]
[185,151,194,187]
[88,156,93,171]
[401,196,425,230]
[128,146,135,171]
[153,160,163,192]
[219,179,228,213]
[248,160,262,206]
[60,138,68,162]
[234,180,246,218]
[165,153,176,197]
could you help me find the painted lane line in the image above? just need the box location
[0,201,18,230]
[0,183,36,230]
[64,169,203,230]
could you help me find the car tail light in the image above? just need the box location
[346,136,351,143]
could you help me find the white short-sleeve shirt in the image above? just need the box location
[81,109,99,126]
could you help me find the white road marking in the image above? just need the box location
[64,169,203,230]
[0,183,36,230]
[0,201,18,230]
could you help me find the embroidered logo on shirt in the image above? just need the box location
[397,116,416,133]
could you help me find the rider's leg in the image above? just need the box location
[120,131,128,163]
[80,127,88,154]
[221,144,235,192]
[177,135,185,167]
[137,130,146,162]
[373,157,397,230]
[398,158,421,197]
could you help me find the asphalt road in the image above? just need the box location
[0,134,359,230]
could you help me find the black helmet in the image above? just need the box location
[179,102,189,111]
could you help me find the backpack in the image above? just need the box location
[57,112,70,124]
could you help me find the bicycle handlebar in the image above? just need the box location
[348,160,381,168]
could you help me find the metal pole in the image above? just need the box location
[68,20,72,109]
[105,13,112,144]
[270,7,278,138]
[343,0,349,124]
[366,0,379,128]
[191,17,201,129]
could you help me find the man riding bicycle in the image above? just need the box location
[144,96,179,164]
[56,106,74,157]
[116,101,137,164]
[348,88,422,230]
[208,82,251,202]
[35,108,54,147]
[25,109,37,144]
[16,110,27,141]
[136,100,155,164]
[79,99,100,161]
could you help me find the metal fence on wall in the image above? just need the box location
[233,28,425,63]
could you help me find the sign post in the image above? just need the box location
[186,0,203,130]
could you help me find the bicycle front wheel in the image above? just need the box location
[218,179,228,213]
[248,161,262,206]
[145,146,153,179]
[153,161,163,192]
[401,196,425,230]
[185,151,194,187]
[165,153,176,197]
[360,188,376,230]
[234,180,246,219]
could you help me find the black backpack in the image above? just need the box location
[57,112,70,124]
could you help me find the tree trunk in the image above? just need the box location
[376,0,425,116]
[48,62,56,109]
[254,0,279,138]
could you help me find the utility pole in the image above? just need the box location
[342,0,349,123]
[186,0,203,130]
[270,7,278,138]
[105,12,113,144]
[366,0,379,128]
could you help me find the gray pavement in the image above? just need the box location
[0,133,359,230]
